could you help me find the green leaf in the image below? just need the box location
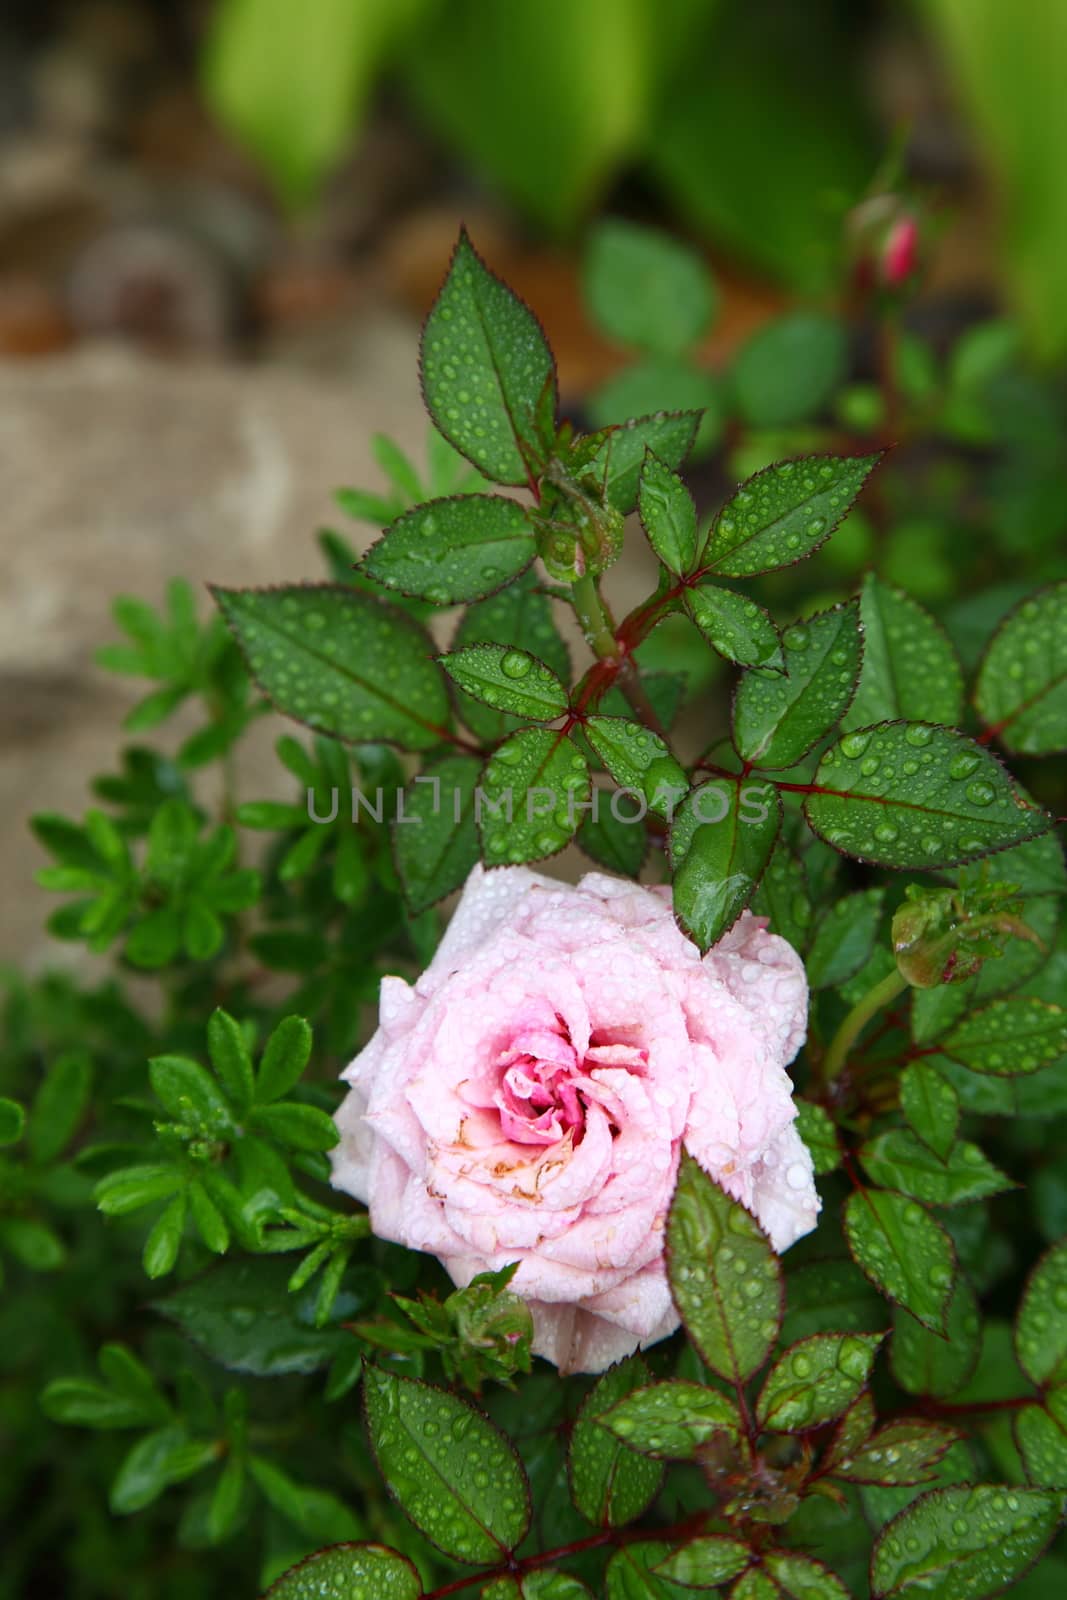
[256,1016,313,1104]
[599,1379,741,1460]
[844,1190,956,1333]
[781,1259,887,1346]
[143,1193,187,1278]
[441,643,568,722]
[109,1424,199,1514]
[638,452,699,574]
[154,1259,346,1376]
[213,584,450,752]
[248,1456,361,1542]
[731,1571,780,1600]
[202,0,410,211]
[265,1545,422,1600]
[975,583,1067,755]
[41,1345,170,1429]
[845,574,964,730]
[483,1576,593,1600]
[829,1418,960,1487]
[569,1357,663,1527]
[420,230,555,485]
[584,718,688,819]
[764,1552,854,1599]
[577,805,648,877]
[94,1163,186,1218]
[756,1332,884,1433]
[591,412,701,514]
[394,753,480,914]
[732,314,848,427]
[751,844,814,951]
[806,724,1047,869]
[890,1275,982,1399]
[1015,1402,1067,1489]
[363,495,536,604]
[0,1096,25,1147]
[669,779,781,951]
[149,1054,235,1135]
[28,1050,91,1163]
[686,585,784,671]
[795,1101,841,1176]
[605,1541,679,1599]
[453,572,571,741]
[1016,1240,1067,1386]
[732,601,863,769]
[859,1132,1013,1207]
[805,888,884,990]
[584,219,715,357]
[870,1485,1060,1599]
[666,1151,782,1384]
[478,727,590,865]
[900,1063,960,1162]
[251,1101,338,1152]
[937,998,1067,1077]
[206,1009,255,1112]
[654,1536,752,1587]
[1,1215,65,1270]
[362,1366,529,1563]
[703,455,879,578]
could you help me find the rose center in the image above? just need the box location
[492,1019,648,1146]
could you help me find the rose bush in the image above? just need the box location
[331,864,818,1372]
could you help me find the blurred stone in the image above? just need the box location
[66,220,241,349]
[0,330,426,966]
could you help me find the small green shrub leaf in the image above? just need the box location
[591,412,701,514]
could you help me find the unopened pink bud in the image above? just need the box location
[882,216,919,287]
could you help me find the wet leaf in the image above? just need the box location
[363,1366,529,1562]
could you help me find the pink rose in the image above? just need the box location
[330,865,818,1374]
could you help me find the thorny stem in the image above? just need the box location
[423,1514,708,1598]
[821,967,910,1084]
[570,573,670,740]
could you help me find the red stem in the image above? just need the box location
[423,1514,707,1599]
